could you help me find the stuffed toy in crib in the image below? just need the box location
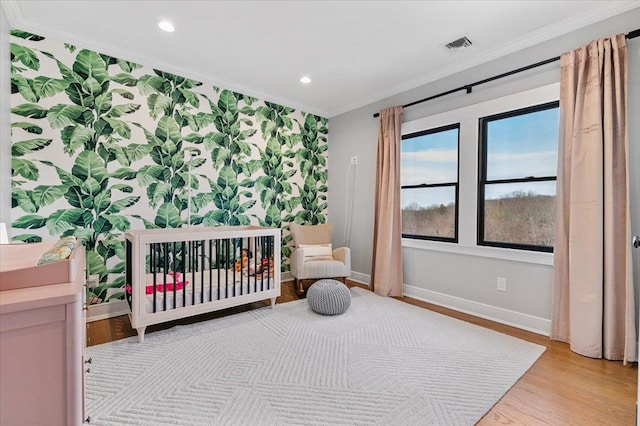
[234,249,274,276]
[234,249,258,275]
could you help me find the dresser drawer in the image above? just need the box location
[0,304,65,333]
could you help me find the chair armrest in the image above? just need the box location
[290,248,306,278]
[332,247,351,275]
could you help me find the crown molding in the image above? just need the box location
[6,4,329,118]
[327,1,640,117]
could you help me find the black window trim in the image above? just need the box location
[477,101,559,253]
[401,122,460,243]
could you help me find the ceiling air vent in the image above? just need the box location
[445,36,472,52]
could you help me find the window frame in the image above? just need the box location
[477,101,559,253]
[401,123,460,243]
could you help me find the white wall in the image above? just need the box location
[328,9,640,333]
[0,6,10,226]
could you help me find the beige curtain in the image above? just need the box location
[551,34,636,364]
[371,106,403,297]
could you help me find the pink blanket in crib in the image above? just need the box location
[145,272,189,294]
[126,272,189,295]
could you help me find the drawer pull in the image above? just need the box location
[85,357,92,364]
[86,367,90,373]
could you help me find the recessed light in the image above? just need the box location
[300,76,312,84]
[158,20,175,32]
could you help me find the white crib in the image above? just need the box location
[125,226,281,342]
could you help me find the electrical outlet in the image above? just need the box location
[87,274,100,288]
[496,277,507,292]
[350,156,358,165]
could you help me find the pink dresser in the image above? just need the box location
[0,241,86,425]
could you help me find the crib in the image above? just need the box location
[125,226,281,342]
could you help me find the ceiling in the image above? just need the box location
[3,1,639,117]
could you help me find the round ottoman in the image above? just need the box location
[307,279,351,315]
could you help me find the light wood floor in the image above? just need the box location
[87,280,637,425]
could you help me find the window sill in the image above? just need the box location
[402,238,553,266]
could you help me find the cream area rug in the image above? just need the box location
[85,287,545,425]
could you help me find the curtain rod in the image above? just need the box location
[373,27,640,118]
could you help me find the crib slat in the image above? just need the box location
[232,238,236,298]
[200,240,204,304]
[216,239,220,302]
[254,237,258,293]
[151,243,156,314]
[182,241,186,308]
[239,238,244,295]
[125,240,132,308]
[267,236,271,290]
[224,238,231,299]
[191,241,196,306]
[256,237,259,292]
[209,239,213,303]
[172,242,177,310]
[163,243,168,312]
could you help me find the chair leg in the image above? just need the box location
[295,278,305,296]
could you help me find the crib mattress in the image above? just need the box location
[140,272,275,313]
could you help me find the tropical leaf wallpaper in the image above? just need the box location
[10,30,328,306]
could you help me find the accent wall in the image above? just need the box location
[10,30,328,306]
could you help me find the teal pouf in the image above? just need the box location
[307,279,351,315]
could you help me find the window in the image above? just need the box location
[478,102,559,252]
[401,124,459,242]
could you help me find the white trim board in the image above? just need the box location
[403,284,550,336]
[281,271,293,282]
[87,299,129,323]
[349,271,371,286]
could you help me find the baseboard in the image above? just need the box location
[403,284,550,336]
[281,271,293,282]
[349,271,370,286]
[280,270,370,286]
[87,300,130,322]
